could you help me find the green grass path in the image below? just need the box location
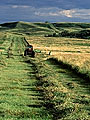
[0,35,52,120]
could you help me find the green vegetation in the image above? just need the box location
[1,21,90,37]
[0,35,52,120]
[0,21,90,119]
[0,22,55,36]
[27,33,90,119]
[45,29,90,39]
[53,22,90,28]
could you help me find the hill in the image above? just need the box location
[0,21,90,37]
[0,21,57,36]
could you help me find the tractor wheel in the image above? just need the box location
[31,51,35,57]
[24,50,27,56]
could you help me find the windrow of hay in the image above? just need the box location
[27,36,90,79]
[53,53,90,78]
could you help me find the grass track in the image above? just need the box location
[0,35,52,120]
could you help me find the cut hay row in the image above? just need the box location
[27,36,90,80]
[30,54,90,120]
[0,34,53,120]
[53,53,90,79]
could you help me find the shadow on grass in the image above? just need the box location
[27,104,43,108]
[47,58,90,84]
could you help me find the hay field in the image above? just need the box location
[0,21,90,119]
[27,36,90,77]
[27,36,90,119]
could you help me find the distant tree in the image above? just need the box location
[53,33,57,37]
[60,30,70,37]
[45,21,50,24]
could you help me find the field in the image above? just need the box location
[0,22,90,120]
[27,36,90,77]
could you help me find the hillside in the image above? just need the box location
[0,21,57,36]
[0,21,90,37]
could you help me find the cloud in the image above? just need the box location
[61,9,90,19]
[59,10,76,18]
[34,7,61,16]
[1,0,90,9]
[11,5,30,9]
[73,9,90,19]
[10,5,33,8]
[35,8,90,19]
[0,4,90,23]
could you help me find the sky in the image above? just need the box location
[0,0,90,23]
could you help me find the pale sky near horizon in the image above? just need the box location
[0,0,90,23]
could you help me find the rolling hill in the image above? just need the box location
[0,21,90,37]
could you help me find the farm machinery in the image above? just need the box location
[24,44,35,57]
[23,37,35,57]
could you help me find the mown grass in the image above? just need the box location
[0,21,90,119]
[53,53,90,79]
[30,55,90,120]
[0,34,52,120]
[27,36,90,76]
[0,58,51,120]
[27,35,90,119]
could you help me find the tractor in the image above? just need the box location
[24,44,35,57]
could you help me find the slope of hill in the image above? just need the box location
[53,22,90,29]
[0,21,90,37]
[0,21,57,36]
